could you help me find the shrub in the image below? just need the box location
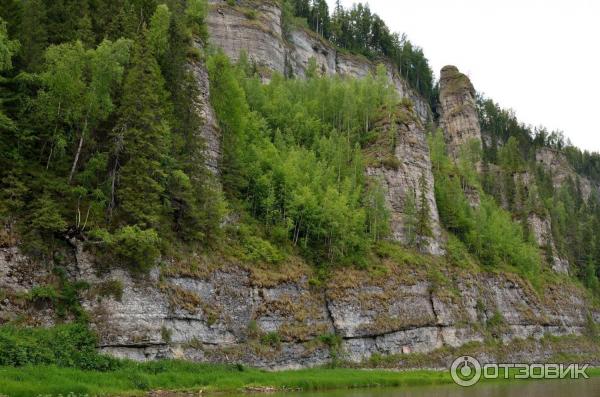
[243,235,285,264]
[28,285,59,302]
[91,226,160,273]
[486,311,508,339]
[261,332,281,347]
[28,268,89,319]
[92,280,124,302]
[0,323,120,371]
[243,9,257,20]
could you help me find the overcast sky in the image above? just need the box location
[326,0,600,152]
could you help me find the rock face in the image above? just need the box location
[205,0,440,253]
[207,0,286,75]
[287,29,337,77]
[528,213,569,274]
[536,147,594,200]
[207,0,432,124]
[1,244,597,369]
[365,106,444,255]
[189,40,221,174]
[439,65,482,158]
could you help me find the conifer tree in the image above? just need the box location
[111,31,171,228]
[17,0,48,72]
[0,18,19,130]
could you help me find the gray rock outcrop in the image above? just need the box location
[365,105,444,255]
[207,0,286,75]
[206,0,432,124]
[189,40,221,174]
[536,147,594,200]
[439,65,482,158]
[1,243,596,369]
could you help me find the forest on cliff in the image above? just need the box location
[1,0,600,376]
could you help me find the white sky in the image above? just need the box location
[327,0,600,152]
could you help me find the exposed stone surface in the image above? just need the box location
[528,213,569,274]
[0,247,54,326]
[207,0,285,75]
[365,106,444,255]
[206,0,432,124]
[189,39,221,174]
[439,65,482,158]
[288,29,337,77]
[204,0,440,253]
[1,243,598,368]
[536,147,594,200]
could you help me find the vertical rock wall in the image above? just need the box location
[536,147,593,199]
[205,0,441,253]
[2,243,596,368]
[439,65,482,158]
[207,0,286,74]
[189,40,221,174]
[207,0,432,124]
[365,106,444,255]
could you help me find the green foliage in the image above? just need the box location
[0,2,222,276]
[485,311,508,339]
[208,54,400,265]
[429,130,541,278]
[467,197,540,275]
[0,323,119,371]
[148,4,171,57]
[186,0,208,39]
[36,38,131,181]
[319,333,343,366]
[285,1,435,99]
[0,17,19,130]
[242,235,285,264]
[478,95,600,293]
[261,331,281,347]
[111,35,170,229]
[0,18,19,71]
[416,171,433,241]
[27,267,90,319]
[364,179,390,242]
[92,226,160,273]
[28,284,59,301]
[0,360,462,396]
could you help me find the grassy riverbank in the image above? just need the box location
[2,362,599,397]
[0,361,454,397]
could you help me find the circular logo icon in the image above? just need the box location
[451,356,482,387]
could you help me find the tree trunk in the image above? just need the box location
[68,117,89,183]
[68,133,85,183]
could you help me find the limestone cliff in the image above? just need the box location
[2,0,599,373]
[207,0,431,124]
[189,40,221,174]
[1,244,597,368]
[536,147,594,200]
[206,0,442,254]
[365,104,444,255]
[439,65,482,158]
[207,0,286,75]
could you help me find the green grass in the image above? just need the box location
[0,361,453,397]
[2,361,600,396]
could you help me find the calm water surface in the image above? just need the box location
[229,378,600,397]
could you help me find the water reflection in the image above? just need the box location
[228,378,599,397]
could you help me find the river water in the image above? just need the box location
[230,378,600,397]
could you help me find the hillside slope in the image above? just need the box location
[1,0,600,370]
